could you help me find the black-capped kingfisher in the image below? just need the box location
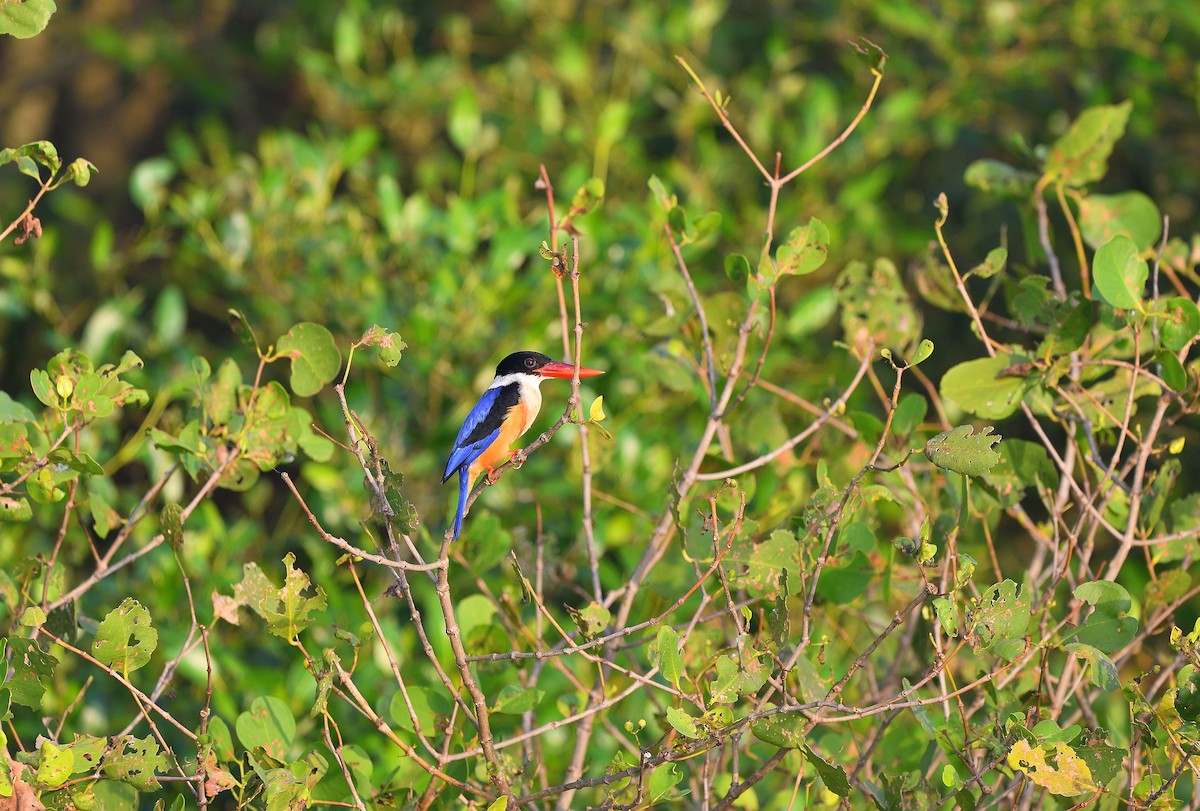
[442,350,604,540]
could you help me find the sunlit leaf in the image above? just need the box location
[277,322,341,397]
[1093,235,1147,312]
[1043,101,1132,187]
[924,425,1002,477]
[1007,740,1097,796]
[92,598,158,675]
[940,354,1028,419]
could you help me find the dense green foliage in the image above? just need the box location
[3,3,1200,809]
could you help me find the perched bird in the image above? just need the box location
[442,350,604,540]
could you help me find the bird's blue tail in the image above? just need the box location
[450,467,470,541]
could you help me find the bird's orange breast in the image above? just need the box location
[469,400,532,477]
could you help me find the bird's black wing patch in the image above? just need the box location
[461,383,519,446]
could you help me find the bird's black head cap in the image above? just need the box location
[495,351,553,377]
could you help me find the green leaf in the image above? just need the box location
[259,553,327,643]
[940,354,1028,419]
[1175,670,1200,722]
[665,706,702,739]
[160,502,183,550]
[836,257,923,353]
[48,448,103,475]
[447,86,482,153]
[19,605,46,628]
[964,159,1038,198]
[1157,350,1187,392]
[0,0,57,39]
[814,551,873,604]
[1043,101,1132,187]
[567,177,605,218]
[1073,581,1138,653]
[0,495,32,522]
[803,745,851,797]
[276,322,342,397]
[852,37,887,72]
[63,157,97,187]
[1093,235,1147,312]
[724,253,751,283]
[925,425,1002,477]
[1159,296,1200,352]
[236,696,296,760]
[491,684,544,714]
[911,338,935,366]
[647,174,675,208]
[103,735,168,791]
[710,652,770,704]
[388,686,452,734]
[566,601,611,639]
[969,580,1031,651]
[727,529,798,595]
[30,368,57,407]
[1079,191,1162,251]
[934,596,960,637]
[655,625,683,690]
[91,598,158,675]
[967,247,1007,280]
[710,655,740,704]
[357,325,406,367]
[751,713,806,749]
[34,740,73,789]
[776,218,830,276]
[647,761,684,803]
[1064,643,1119,692]
[7,638,54,707]
[1076,741,1127,786]
[0,391,36,423]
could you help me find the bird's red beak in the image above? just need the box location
[540,361,604,379]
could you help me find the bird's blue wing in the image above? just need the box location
[442,387,504,482]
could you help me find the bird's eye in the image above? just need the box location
[526,357,536,367]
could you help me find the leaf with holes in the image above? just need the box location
[358,325,406,367]
[567,601,611,639]
[103,735,168,791]
[968,580,1030,651]
[258,553,327,643]
[925,425,1002,477]
[6,638,55,708]
[1008,740,1097,797]
[92,598,158,676]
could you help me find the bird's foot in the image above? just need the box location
[508,448,525,468]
